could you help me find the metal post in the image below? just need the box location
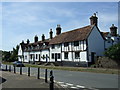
[50,70,54,90]
[28,67,30,76]
[6,65,7,71]
[20,66,22,75]
[14,66,16,73]
[45,69,47,83]
[9,65,11,72]
[37,67,40,79]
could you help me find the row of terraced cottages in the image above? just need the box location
[18,14,120,66]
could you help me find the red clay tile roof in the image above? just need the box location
[49,25,94,44]
[101,32,109,37]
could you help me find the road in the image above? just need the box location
[1,64,119,89]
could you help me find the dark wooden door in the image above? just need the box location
[55,53,57,62]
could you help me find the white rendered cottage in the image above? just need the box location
[49,14,105,66]
[18,13,119,66]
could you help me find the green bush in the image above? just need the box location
[104,43,120,60]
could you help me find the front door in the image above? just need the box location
[55,53,57,62]
[91,52,95,64]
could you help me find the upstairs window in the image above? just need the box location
[51,45,55,49]
[75,52,80,59]
[64,52,68,59]
[64,42,69,47]
[74,41,79,46]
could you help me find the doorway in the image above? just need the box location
[55,53,57,62]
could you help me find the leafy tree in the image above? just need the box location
[104,43,120,60]
[2,45,19,62]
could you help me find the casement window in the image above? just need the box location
[74,41,79,46]
[51,45,55,49]
[52,53,54,59]
[57,53,60,59]
[75,52,80,59]
[36,54,38,59]
[30,54,32,59]
[64,52,68,59]
[25,55,27,59]
[64,42,69,47]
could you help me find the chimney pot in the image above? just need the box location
[56,24,61,35]
[49,29,53,39]
[34,35,38,42]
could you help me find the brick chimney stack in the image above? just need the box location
[110,24,117,36]
[34,35,38,42]
[56,24,61,35]
[49,29,53,39]
[42,34,45,41]
[90,13,98,26]
[27,39,30,44]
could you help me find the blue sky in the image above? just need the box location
[1,2,118,51]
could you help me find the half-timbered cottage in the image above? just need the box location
[18,13,119,66]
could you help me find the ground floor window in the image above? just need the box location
[64,52,68,59]
[52,53,54,59]
[25,55,27,59]
[30,54,32,59]
[75,52,80,59]
[36,54,38,59]
[57,53,60,59]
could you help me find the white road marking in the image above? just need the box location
[76,85,85,88]
[70,86,78,89]
[66,83,73,86]
[57,81,64,84]
[60,84,68,88]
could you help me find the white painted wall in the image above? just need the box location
[88,26,105,62]
[18,44,23,62]
[41,49,50,62]
[50,44,61,62]
[24,52,29,62]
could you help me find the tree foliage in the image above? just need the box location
[104,43,120,60]
[2,45,19,62]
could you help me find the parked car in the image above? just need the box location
[13,61,25,67]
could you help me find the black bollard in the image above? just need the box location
[28,67,30,76]
[50,70,54,90]
[14,66,16,73]
[9,65,11,72]
[37,67,40,79]
[45,69,47,83]
[20,66,22,75]
[6,65,7,71]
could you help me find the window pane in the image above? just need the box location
[64,42,69,47]
[75,52,80,59]
[52,45,55,49]
[64,52,68,59]
[74,41,79,46]
[52,53,54,59]
[58,53,60,59]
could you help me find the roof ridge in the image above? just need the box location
[60,25,92,35]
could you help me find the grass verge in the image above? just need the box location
[2,62,119,74]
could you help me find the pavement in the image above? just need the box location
[0,70,64,90]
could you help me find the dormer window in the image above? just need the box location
[74,41,79,46]
[52,45,55,49]
[64,42,69,47]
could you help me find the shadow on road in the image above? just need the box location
[0,77,6,84]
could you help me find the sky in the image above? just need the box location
[1,2,119,51]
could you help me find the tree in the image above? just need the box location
[104,43,120,60]
[9,45,19,62]
[2,45,19,62]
